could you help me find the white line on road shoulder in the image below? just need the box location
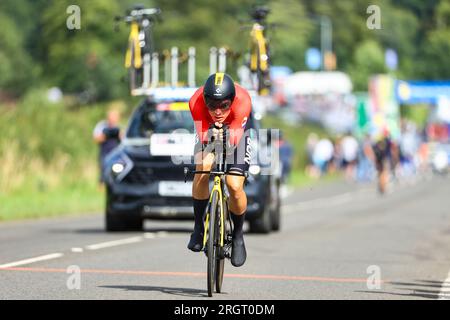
[85,236,143,251]
[438,270,450,300]
[0,253,64,269]
[281,187,374,215]
[144,233,156,239]
[156,231,169,238]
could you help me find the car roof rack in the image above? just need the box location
[129,46,230,98]
[132,87,198,101]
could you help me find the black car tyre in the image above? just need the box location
[270,179,281,232]
[105,210,143,232]
[105,188,143,232]
[249,187,272,234]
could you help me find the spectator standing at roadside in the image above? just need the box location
[278,131,293,184]
[93,109,123,184]
[357,134,375,182]
[305,132,319,177]
[341,134,359,180]
[312,138,334,177]
[329,137,341,174]
[400,120,420,177]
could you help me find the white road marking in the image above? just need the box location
[280,185,293,199]
[281,187,373,215]
[85,237,143,250]
[81,231,169,251]
[0,253,64,269]
[156,231,168,238]
[438,271,450,300]
[1,232,170,269]
[144,233,156,239]
[282,192,354,214]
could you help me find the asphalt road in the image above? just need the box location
[1,175,450,300]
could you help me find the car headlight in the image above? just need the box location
[112,163,125,174]
[249,165,261,175]
[106,152,133,182]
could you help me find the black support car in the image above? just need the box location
[103,88,281,233]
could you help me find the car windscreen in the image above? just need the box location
[127,101,195,138]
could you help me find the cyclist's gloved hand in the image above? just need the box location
[207,122,225,143]
[219,124,239,155]
[206,122,238,156]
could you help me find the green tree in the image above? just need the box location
[268,0,311,70]
[306,0,371,71]
[420,29,450,79]
[0,12,37,95]
[375,3,419,79]
[348,40,387,91]
[436,0,450,28]
[418,0,450,79]
[152,0,255,81]
[40,0,126,100]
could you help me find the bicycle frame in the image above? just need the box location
[125,21,142,69]
[203,175,226,249]
[250,23,269,73]
[245,7,272,96]
[120,7,160,70]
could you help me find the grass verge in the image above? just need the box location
[0,185,103,222]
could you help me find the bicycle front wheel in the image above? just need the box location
[215,196,227,293]
[207,190,219,297]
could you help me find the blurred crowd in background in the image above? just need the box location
[297,117,447,184]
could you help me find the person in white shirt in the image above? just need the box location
[312,138,334,176]
[341,135,359,180]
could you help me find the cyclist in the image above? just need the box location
[371,128,392,194]
[187,73,252,268]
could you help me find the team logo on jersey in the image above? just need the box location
[244,136,252,165]
[241,117,248,128]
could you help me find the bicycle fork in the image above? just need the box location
[203,176,230,254]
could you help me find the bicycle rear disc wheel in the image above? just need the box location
[215,197,227,293]
[207,191,219,297]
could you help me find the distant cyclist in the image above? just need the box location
[188,73,252,267]
[371,129,392,194]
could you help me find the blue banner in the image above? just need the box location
[396,80,450,105]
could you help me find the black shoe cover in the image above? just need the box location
[231,235,247,267]
[187,230,204,252]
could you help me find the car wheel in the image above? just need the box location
[105,211,143,232]
[105,188,143,232]
[270,179,281,232]
[249,187,272,234]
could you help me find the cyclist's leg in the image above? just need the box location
[225,131,251,267]
[188,140,214,252]
[225,173,247,264]
[225,174,247,216]
[375,154,387,193]
[226,125,251,215]
[193,150,215,199]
